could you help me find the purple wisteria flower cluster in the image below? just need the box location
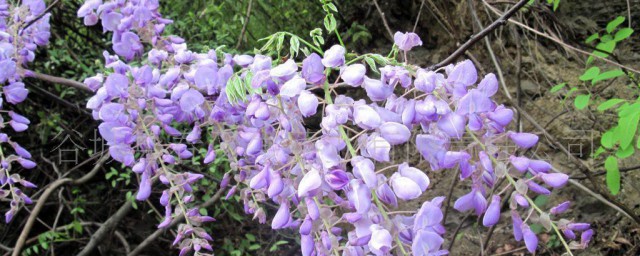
[74,0,592,255]
[0,0,51,223]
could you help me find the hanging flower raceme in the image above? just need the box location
[76,0,591,255]
[0,0,51,223]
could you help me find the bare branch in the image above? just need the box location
[429,0,528,70]
[372,0,394,41]
[12,154,110,256]
[29,72,92,93]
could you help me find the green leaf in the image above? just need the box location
[533,195,548,207]
[553,0,559,11]
[616,144,635,158]
[601,130,615,149]
[606,16,625,33]
[600,34,614,43]
[592,69,625,84]
[323,14,336,32]
[289,36,300,58]
[597,98,625,111]
[72,221,83,234]
[326,3,338,12]
[607,16,625,33]
[550,83,566,93]
[248,244,261,251]
[614,28,634,41]
[276,33,285,52]
[596,40,616,55]
[245,233,256,242]
[605,156,620,195]
[364,57,378,74]
[616,111,640,149]
[574,94,591,109]
[585,33,599,43]
[579,67,600,81]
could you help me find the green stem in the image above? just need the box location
[280,32,324,55]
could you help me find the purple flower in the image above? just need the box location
[341,64,366,86]
[509,156,530,172]
[325,169,349,190]
[363,76,393,101]
[393,31,422,51]
[364,134,391,162]
[321,45,345,68]
[114,32,143,61]
[194,66,218,93]
[512,211,524,241]
[398,163,430,191]
[279,76,306,97]
[298,91,318,117]
[4,82,28,104]
[580,229,594,248]
[437,112,466,139]
[416,134,448,170]
[100,12,122,32]
[414,198,444,229]
[347,180,371,214]
[447,60,477,93]
[352,157,377,188]
[412,230,445,256]
[390,164,429,201]
[528,159,551,174]
[368,225,391,255]
[300,235,315,256]
[522,225,538,253]
[270,59,298,78]
[180,89,205,113]
[487,105,514,126]
[482,195,501,227]
[376,181,398,208]
[550,201,570,215]
[136,171,152,200]
[302,53,325,84]
[508,132,539,149]
[453,190,487,215]
[540,173,569,188]
[0,59,16,83]
[378,122,411,145]
[354,105,382,129]
[109,144,135,166]
[414,69,442,93]
[297,169,321,197]
[271,203,290,229]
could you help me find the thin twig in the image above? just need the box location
[442,168,459,224]
[235,0,253,49]
[429,0,528,70]
[467,0,513,101]
[482,0,640,74]
[372,0,394,41]
[114,230,131,254]
[12,154,109,256]
[412,0,426,33]
[447,213,472,253]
